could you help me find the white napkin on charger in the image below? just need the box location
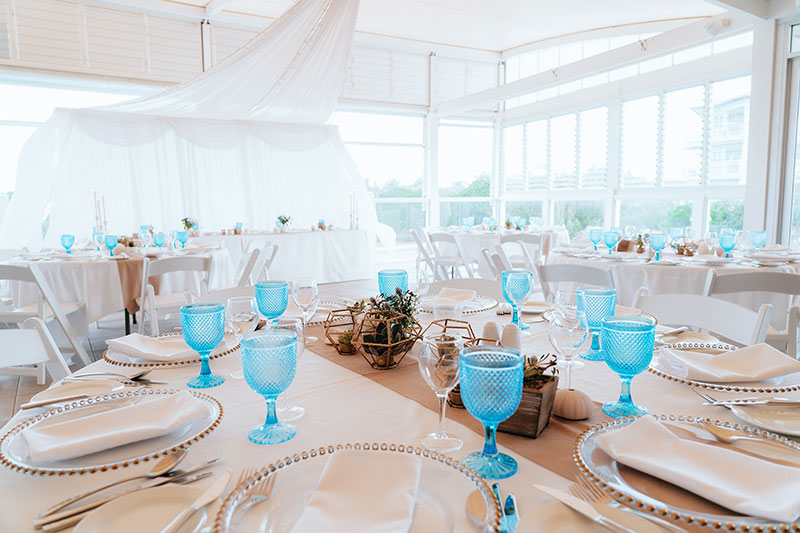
[749,252,790,261]
[762,244,791,252]
[597,416,800,523]
[290,449,422,532]
[425,288,476,307]
[658,343,800,383]
[106,333,194,362]
[19,391,207,462]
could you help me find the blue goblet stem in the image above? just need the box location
[593,243,597,252]
[618,377,633,407]
[726,251,730,258]
[263,396,279,427]
[590,331,601,351]
[109,248,114,257]
[482,423,499,456]
[510,304,520,328]
[199,352,212,377]
[655,250,660,261]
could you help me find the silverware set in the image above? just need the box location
[692,388,800,407]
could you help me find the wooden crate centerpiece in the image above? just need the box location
[498,353,559,439]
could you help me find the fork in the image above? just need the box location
[569,476,687,532]
[235,467,277,516]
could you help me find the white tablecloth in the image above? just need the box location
[9,250,234,323]
[2,281,792,531]
[189,229,372,284]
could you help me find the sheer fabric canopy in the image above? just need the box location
[0,0,379,249]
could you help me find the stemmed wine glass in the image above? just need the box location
[93,228,104,252]
[601,315,655,418]
[60,234,75,255]
[460,345,524,479]
[176,231,189,250]
[418,333,464,453]
[139,225,152,248]
[669,227,683,243]
[548,305,589,392]
[649,233,667,261]
[588,228,603,252]
[273,317,306,422]
[255,281,289,326]
[603,231,618,255]
[378,269,408,298]
[501,270,533,332]
[181,303,226,389]
[292,278,319,343]
[749,230,767,253]
[576,286,616,361]
[241,330,298,444]
[104,235,118,257]
[153,233,166,249]
[227,296,258,380]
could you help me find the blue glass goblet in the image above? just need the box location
[649,233,667,261]
[460,346,524,479]
[601,315,655,418]
[501,270,533,331]
[153,232,166,249]
[589,228,603,252]
[236,221,243,230]
[241,330,298,445]
[576,287,616,361]
[378,269,408,297]
[176,231,189,249]
[603,231,618,255]
[181,303,226,389]
[749,230,767,253]
[255,281,289,324]
[60,234,75,254]
[719,232,736,259]
[104,235,117,257]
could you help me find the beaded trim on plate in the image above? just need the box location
[418,295,498,315]
[0,388,223,476]
[649,342,800,393]
[213,442,503,533]
[103,332,240,368]
[573,414,800,532]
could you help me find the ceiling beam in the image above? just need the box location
[432,13,753,118]
[205,0,235,18]
[702,0,768,19]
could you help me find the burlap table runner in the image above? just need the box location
[115,258,161,314]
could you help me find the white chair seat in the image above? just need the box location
[136,292,189,310]
[15,301,84,319]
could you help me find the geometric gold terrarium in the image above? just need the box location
[351,309,422,370]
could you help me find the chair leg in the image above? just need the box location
[36,363,46,385]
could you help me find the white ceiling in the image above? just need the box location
[166,0,727,52]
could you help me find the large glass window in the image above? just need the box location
[662,86,704,186]
[553,200,604,238]
[439,201,492,227]
[438,122,492,197]
[579,107,608,189]
[618,199,692,232]
[506,201,543,220]
[708,199,744,233]
[621,95,659,187]
[708,77,751,186]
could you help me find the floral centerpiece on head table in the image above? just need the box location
[276,215,292,232]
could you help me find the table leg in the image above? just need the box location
[124,310,130,335]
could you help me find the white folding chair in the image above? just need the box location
[428,278,503,302]
[0,317,71,384]
[0,264,91,372]
[138,256,212,335]
[411,230,437,281]
[480,248,500,279]
[237,248,260,287]
[703,270,800,358]
[534,263,614,302]
[632,288,773,346]
[189,285,254,304]
[249,243,278,284]
[0,248,26,262]
[428,232,476,279]
[499,233,541,270]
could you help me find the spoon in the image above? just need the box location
[40,448,188,517]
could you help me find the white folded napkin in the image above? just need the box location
[762,244,791,252]
[426,288,476,307]
[290,449,422,532]
[596,416,800,523]
[750,252,790,261]
[658,343,800,383]
[20,391,207,463]
[106,333,195,361]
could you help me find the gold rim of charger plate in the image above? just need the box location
[103,331,240,368]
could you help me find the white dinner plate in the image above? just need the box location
[75,484,207,533]
[521,301,552,314]
[29,379,124,403]
[681,255,731,265]
[729,404,800,437]
[526,501,662,533]
[52,252,100,261]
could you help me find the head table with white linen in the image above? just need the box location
[2,280,798,531]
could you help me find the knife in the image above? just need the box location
[533,484,637,533]
[161,469,231,533]
[704,398,800,406]
[20,394,92,410]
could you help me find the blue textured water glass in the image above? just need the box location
[669,227,683,241]
[181,303,226,389]
[719,232,736,258]
[487,217,497,230]
[104,235,117,257]
[176,231,189,249]
[255,281,289,323]
[588,228,603,252]
[749,230,767,253]
[60,234,75,254]
[460,346,524,479]
[378,269,408,297]
[241,331,298,444]
[649,233,667,261]
[576,287,616,361]
[603,231,618,255]
[236,221,243,230]
[601,316,655,418]
[153,232,166,248]
[501,270,533,331]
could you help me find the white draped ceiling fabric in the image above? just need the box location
[0,0,379,249]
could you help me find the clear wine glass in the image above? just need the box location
[139,225,152,248]
[548,306,589,391]
[501,270,533,332]
[227,296,258,380]
[292,278,319,343]
[552,289,586,371]
[273,317,306,422]
[419,333,463,452]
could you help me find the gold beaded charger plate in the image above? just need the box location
[103,332,240,369]
[648,342,800,393]
[213,442,502,533]
[0,388,222,476]
[575,414,800,532]
[283,298,357,327]
[542,305,657,324]
[418,295,498,315]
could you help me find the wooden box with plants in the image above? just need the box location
[498,353,559,439]
[351,288,422,370]
[323,301,366,355]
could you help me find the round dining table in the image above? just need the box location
[2,279,797,531]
